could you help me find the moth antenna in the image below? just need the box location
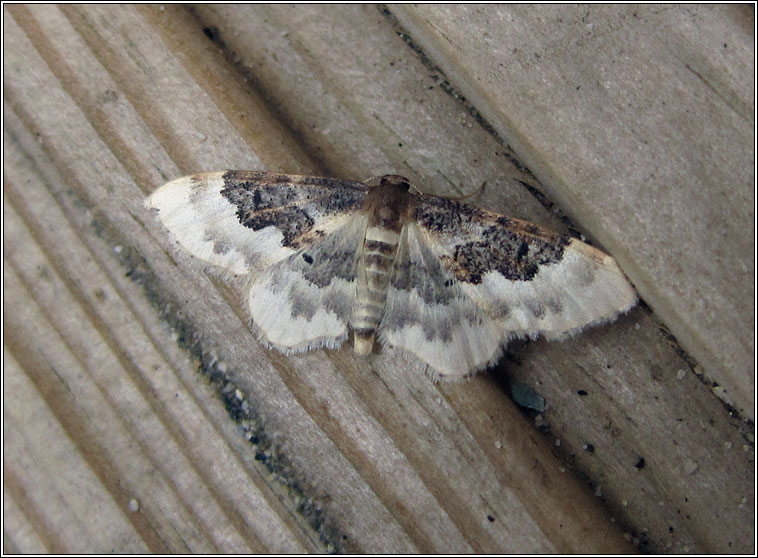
[403,178,486,201]
[441,180,487,202]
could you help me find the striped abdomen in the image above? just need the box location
[351,175,412,355]
[352,226,400,354]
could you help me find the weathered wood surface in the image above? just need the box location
[393,2,755,422]
[3,4,753,554]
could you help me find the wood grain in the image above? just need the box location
[3,4,753,553]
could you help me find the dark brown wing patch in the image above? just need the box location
[221,171,368,249]
[412,195,569,284]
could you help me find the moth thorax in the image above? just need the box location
[352,225,400,355]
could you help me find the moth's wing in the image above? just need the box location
[248,213,369,353]
[145,171,368,276]
[379,222,503,379]
[413,195,637,342]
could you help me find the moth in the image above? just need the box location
[146,171,636,379]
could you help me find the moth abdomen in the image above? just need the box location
[352,226,400,355]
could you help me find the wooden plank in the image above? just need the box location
[392,4,755,419]
[192,4,756,552]
[3,3,752,554]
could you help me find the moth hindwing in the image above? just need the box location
[146,171,636,379]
